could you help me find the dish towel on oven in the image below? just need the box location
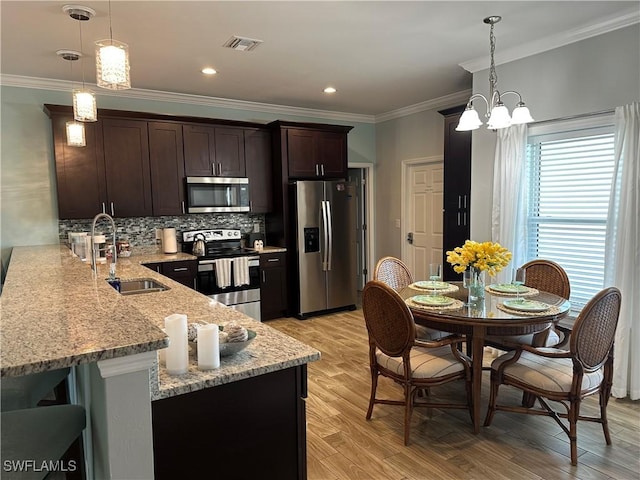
[214,258,232,288]
[233,257,250,287]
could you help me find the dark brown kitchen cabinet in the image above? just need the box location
[439,106,472,281]
[244,128,273,213]
[48,113,107,219]
[102,118,153,217]
[148,122,186,216]
[183,125,246,177]
[286,128,348,179]
[260,252,287,320]
[143,260,197,289]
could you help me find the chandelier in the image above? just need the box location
[456,16,534,131]
[57,49,86,147]
[95,0,131,90]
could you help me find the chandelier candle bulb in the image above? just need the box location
[197,324,220,370]
[164,314,188,375]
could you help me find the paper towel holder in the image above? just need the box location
[162,228,178,254]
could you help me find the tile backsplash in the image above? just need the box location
[59,213,265,247]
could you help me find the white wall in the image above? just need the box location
[470,25,640,241]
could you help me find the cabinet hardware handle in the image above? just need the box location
[267,258,279,262]
[458,195,462,209]
[173,267,188,272]
[463,212,467,226]
[182,201,185,214]
[110,202,115,216]
[315,164,319,176]
[321,164,325,176]
[218,163,222,176]
[457,212,461,226]
[262,271,266,282]
[249,201,253,211]
[464,195,468,209]
[212,164,216,176]
[193,278,197,290]
[156,265,161,273]
[102,202,106,214]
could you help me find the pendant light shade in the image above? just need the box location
[456,16,534,132]
[72,89,97,122]
[95,39,131,90]
[66,121,86,147]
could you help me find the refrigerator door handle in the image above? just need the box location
[321,200,329,271]
[326,199,333,271]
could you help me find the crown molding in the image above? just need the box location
[0,74,376,124]
[460,7,640,73]
[375,89,473,123]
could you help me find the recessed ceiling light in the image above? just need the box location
[323,87,337,94]
[202,67,217,75]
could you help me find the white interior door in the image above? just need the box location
[405,162,443,280]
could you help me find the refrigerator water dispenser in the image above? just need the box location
[304,227,320,253]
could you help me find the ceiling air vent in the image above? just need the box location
[222,36,263,52]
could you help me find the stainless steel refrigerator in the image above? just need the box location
[291,180,357,318]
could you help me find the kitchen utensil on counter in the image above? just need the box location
[117,241,131,257]
[162,228,178,254]
[192,233,206,257]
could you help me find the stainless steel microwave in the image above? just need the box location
[185,177,250,213]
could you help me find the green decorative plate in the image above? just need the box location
[412,281,450,290]
[489,283,528,293]
[411,295,455,307]
[503,299,549,312]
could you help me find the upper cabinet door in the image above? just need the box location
[215,127,246,177]
[287,129,317,178]
[183,125,216,176]
[149,122,186,216]
[102,118,153,217]
[51,114,107,219]
[245,129,272,213]
[316,131,347,178]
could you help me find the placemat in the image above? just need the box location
[496,302,560,316]
[409,283,460,295]
[405,297,464,312]
[485,285,539,297]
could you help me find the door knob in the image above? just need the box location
[407,232,414,244]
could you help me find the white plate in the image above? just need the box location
[411,295,455,307]
[412,281,450,290]
[503,299,549,312]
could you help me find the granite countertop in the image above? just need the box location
[1,244,319,400]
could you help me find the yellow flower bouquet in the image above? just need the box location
[446,240,512,277]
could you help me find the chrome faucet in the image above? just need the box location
[90,213,117,278]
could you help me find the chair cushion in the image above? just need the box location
[1,405,86,480]
[377,346,465,379]
[491,350,604,393]
[415,325,450,341]
[486,329,561,348]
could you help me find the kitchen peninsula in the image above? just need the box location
[1,245,320,479]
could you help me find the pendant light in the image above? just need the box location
[95,0,131,90]
[456,16,534,131]
[64,5,97,122]
[57,49,86,147]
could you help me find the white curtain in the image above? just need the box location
[491,124,528,284]
[605,102,640,400]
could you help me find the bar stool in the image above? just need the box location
[1,404,86,480]
[1,368,71,411]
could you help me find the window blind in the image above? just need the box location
[526,126,615,311]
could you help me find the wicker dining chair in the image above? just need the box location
[362,280,472,445]
[373,257,448,341]
[483,287,622,465]
[486,259,571,348]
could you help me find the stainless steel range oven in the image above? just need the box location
[182,229,261,321]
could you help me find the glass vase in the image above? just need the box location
[468,266,485,301]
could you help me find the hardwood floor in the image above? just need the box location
[268,309,640,480]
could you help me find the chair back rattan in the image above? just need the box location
[362,280,414,357]
[374,257,414,291]
[570,286,622,372]
[521,259,571,299]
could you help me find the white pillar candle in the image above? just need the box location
[197,324,220,370]
[164,314,188,375]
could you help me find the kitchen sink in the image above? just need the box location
[108,278,170,295]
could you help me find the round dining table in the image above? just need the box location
[399,282,571,434]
